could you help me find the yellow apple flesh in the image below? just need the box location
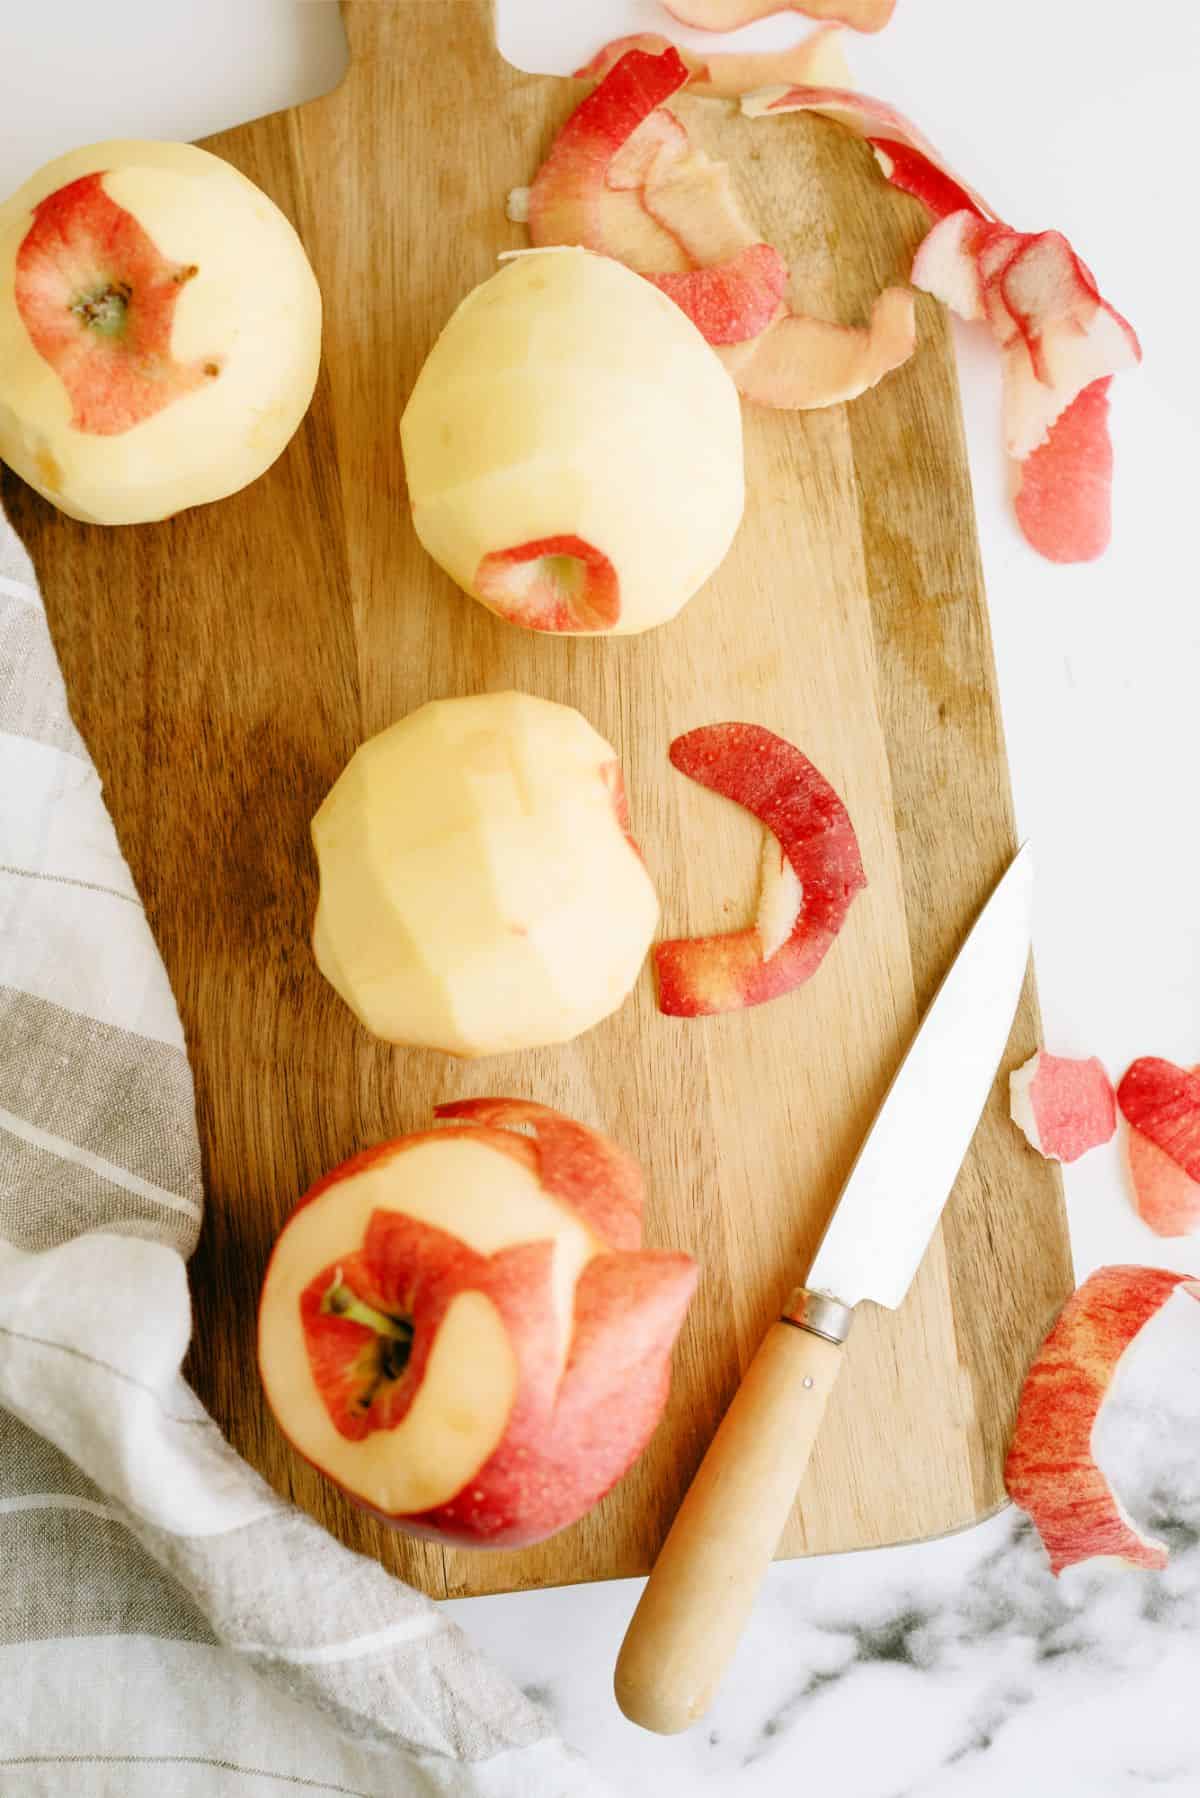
[0,140,321,524]
[311,690,659,1056]
[400,247,744,635]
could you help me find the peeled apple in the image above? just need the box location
[0,140,321,525]
[311,690,660,1057]
[399,247,745,635]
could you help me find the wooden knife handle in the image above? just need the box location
[614,1317,846,1735]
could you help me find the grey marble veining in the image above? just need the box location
[448,1288,1200,1795]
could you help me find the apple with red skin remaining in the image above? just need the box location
[257,1100,698,1548]
[400,248,744,636]
[0,139,320,525]
[311,692,660,1055]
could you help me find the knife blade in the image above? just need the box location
[615,846,1034,1735]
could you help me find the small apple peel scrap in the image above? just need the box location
[1009,1051,1117,1164]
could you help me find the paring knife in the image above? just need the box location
[614,845,1034,1734]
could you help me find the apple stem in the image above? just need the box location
[320,1276,414,1373]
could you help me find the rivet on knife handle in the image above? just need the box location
[613,1295,852,1736]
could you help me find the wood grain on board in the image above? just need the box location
[3,0,1073,1598]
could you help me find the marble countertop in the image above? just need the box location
[4,4,1196,1792]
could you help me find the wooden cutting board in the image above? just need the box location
[3,0,1073,1599]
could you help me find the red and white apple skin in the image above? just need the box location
[533,52,914,413]
[1009,1051,1117,1165]
[311,692,660,1057]
[0,140,321,525]
[654,723,867,1016]
[1118,1059,1200,1239]
[1005,1267,1200,1575]
[665,0,894,32]
[525,49,789,352]
[743,86,996,222]
[574,28,852,97]
[399,247,744,635]
[256,1101,698,1548]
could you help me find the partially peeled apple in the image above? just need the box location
[257,1101,698,1547]
[0,140,321,524]
[311,691,659,1057]
[400,248,744,634]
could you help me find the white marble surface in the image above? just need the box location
[3,4,1198,1792]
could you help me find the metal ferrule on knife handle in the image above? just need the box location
[782,1287,854,1345]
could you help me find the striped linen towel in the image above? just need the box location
[0,501,611,1797]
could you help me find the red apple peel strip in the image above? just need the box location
[1118,1060,1200,1239]
[743,85,996,222]
[1005,1266,1200,1574]
[655,723,866,1017]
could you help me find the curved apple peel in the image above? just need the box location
[648,242,790,344]
[575,28,852,97]
[1118,1060,1200,1206]
[655,723,866,1017]
[15,171,219,435]
[1008,1050,1117,1165]
[665,0,894,33]
[718,286,915,409]
[870,139,983,223]
[474,534,620,632]
[529,47,785,344]
[528,46,691,256]
[1127,1128,1200,1240]
[435,1097,645,1252]
[742,85,996,221]
[1012,377,1114,565]
[1005,1266,1200,1575]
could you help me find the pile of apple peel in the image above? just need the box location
[911,217,1139,561]
[516,46,917,413]
[1006,1265,1200,1576]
